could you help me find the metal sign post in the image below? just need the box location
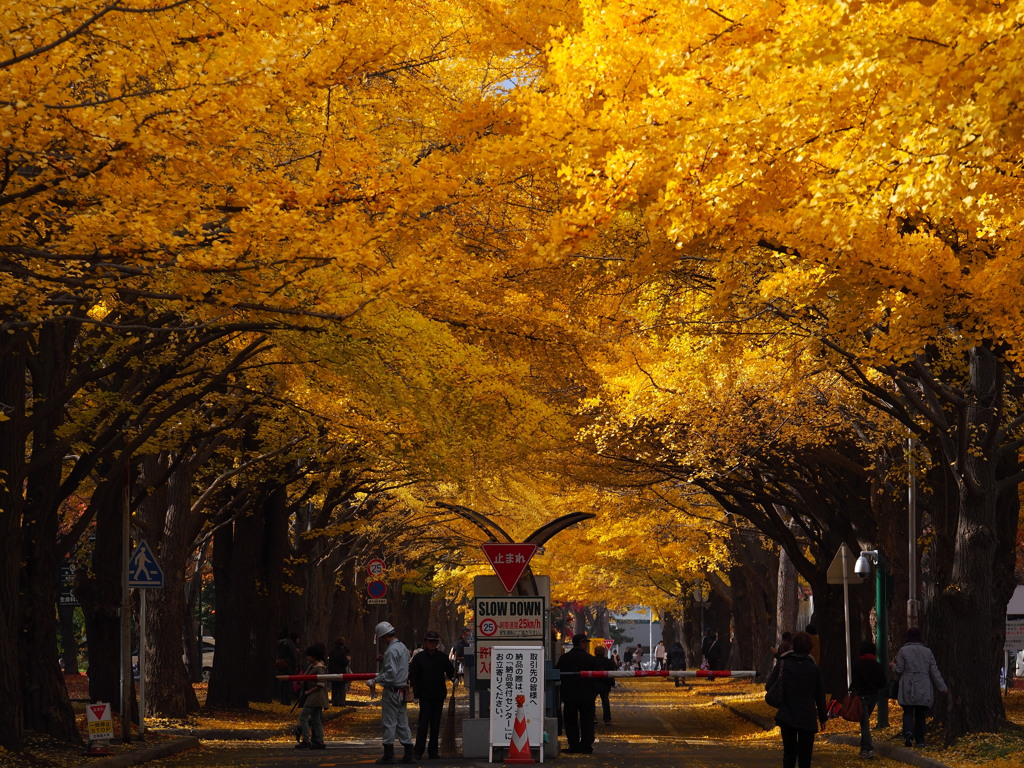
[129,540,164,739]
[827,543,865,690]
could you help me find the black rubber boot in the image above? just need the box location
[400,743,415,763]
[375,744,396,764]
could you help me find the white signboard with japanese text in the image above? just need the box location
[1006,617,1024,651]
[475,596,545,640]
[472,575,550,680]
[474,597,545,680]
[489,646,544,762]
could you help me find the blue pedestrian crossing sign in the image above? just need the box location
[129,541,164,588]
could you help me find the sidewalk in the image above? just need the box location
[714,697,953,768]
[14,680,1022,768]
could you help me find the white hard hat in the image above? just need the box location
[374,621,396,641]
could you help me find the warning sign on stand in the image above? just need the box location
[86,702,113,740]
[489,646,544,762]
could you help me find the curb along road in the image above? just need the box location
[87,736,200,768]
[87,707,353,767]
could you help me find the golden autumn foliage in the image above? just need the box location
[516,0,1024,364]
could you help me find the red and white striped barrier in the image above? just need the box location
[276,673,378,681]
[559,670,756,679]
[276,669,757,682]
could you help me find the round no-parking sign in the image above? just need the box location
[367,580,387,599]
[478,618,498,637]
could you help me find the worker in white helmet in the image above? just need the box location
[369,621,414,764]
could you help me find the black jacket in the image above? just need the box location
[851,654,886,696]
[768,653,827,732]
[409,648,455,700]
[555,646,598,702]
[668,643,686,670]
[327,643,349,674]
[591,653,617,693]
[701,634,721,667]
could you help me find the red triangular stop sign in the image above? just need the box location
[481,543,538,592]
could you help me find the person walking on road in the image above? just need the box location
[409,629,455,760]
[294,642,328,750]
[891,627,947,748]
[851,639,887,759]
[668,641,687,687]
[633,644,644,671]
[592,644,617,725]
[701,627,721,671]
[369,621,414,764]
[276,630,301,705]
[555,633,599,753]
[654,640,667,671]
[766,630,827,768]
[327,636,350,707]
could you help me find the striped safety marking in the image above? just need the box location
[560,670,756,678]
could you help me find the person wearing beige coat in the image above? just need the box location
[891,627,948,748]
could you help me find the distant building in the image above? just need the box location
[609,607,660,662]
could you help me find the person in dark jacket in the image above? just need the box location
[851,639,887,759]
[592,645,617,725]
[327,636,350,707]
[668,641,687,687]
[555,633,599,753]
[408,629,455,760]
[766,630,827,768]
[276,629,301,705]
[701,627,722,670]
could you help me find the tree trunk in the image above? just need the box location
[208,482,291,709]
[137,454,200,717]
[249,484,291,703]
[0,332,27,751]
[776,542,798,644]
[20,322,81,742]
[730,536,776,677]
[927,345,1007,739]
[209,507,258,709]
[78,474,135,719]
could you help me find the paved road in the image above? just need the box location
[143,686,906,768]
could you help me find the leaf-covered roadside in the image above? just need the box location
[3,676,1023,768]
[720,681,1024,768]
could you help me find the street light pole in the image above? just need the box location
[874,551,889,728]
[855,549,889,728]
[907,438,919,628]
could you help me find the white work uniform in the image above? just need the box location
[372,638,412,746]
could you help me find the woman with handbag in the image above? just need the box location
[851,640,887,759]
[765,631,827,768]
[891,627,947,748]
